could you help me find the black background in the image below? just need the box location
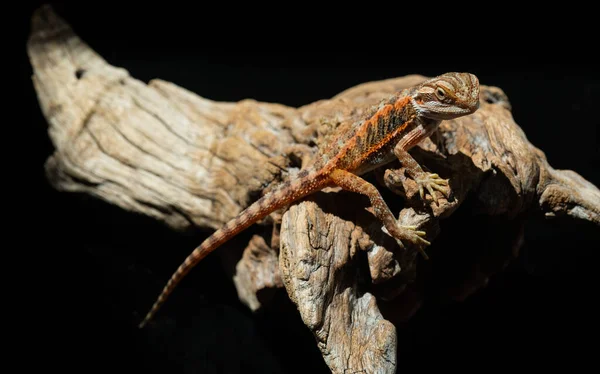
[17,2,599,373]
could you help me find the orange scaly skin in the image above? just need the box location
[138,72,480,328]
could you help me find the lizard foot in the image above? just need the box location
[381,224,431,260]
[414,172,450,206]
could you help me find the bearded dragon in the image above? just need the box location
[138,72,480,328]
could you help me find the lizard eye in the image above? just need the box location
[435,87,446,100]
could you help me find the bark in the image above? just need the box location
[27,5,600,374]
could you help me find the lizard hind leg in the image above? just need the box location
[328,169,430,259]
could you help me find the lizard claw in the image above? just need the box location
[381,224,431,259]
[399,225,427,237]
[415,172,450,206]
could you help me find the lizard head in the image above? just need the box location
[411,72,480,120]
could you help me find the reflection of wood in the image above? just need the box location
[27,6,600,374]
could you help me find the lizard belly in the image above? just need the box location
[351,144,397,176]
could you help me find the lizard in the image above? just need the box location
[138,72,480,328]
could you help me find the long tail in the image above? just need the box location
[138,169,327,328]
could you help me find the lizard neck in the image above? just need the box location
[395,116,441,151]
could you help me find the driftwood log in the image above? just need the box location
[28,6,600,374]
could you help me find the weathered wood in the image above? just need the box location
[279,198,399,373]
[233,234,283,311]
[28,5,312,233]
[27,5,600,374]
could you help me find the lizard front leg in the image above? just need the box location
[387,141,450,206]
[329,169,430,259]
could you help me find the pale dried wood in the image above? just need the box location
[233,234,283,312]
[28,5,600,374]
[279,197,398,373]
[28,6,311,233]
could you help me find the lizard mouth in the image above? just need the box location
[423,102,479,120]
